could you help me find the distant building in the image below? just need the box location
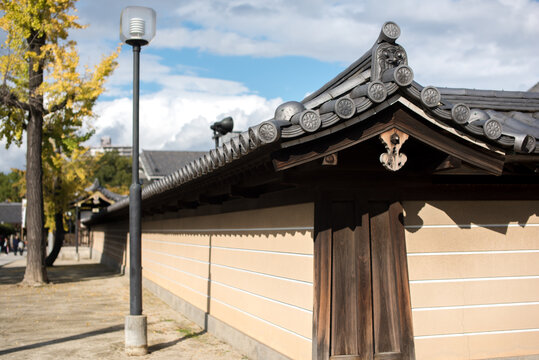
[0,202,22,226]
[74,179,127,223]
[140,150,206,182]
[89,136,131,157]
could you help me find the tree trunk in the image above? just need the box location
[45,212,64,266]
[22,31,48,285]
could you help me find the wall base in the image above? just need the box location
[90,248,125,274]
[143,277,291,360]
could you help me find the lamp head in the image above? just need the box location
[120,6,156,46]
[211,117,234,135]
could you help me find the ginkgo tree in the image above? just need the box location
[42,143,94,266]
[0,0,118,284]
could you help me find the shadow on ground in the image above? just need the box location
[148,330,206,353]
[0,263,121,285]
[0,324,124,356]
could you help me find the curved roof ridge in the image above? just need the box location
[438,87,539,100]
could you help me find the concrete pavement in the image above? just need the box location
[0,251,26,267]
[0,257,247,359]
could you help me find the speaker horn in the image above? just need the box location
[211,116,234,135]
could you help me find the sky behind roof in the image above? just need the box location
[1,0,538,172]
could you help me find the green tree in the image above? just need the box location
[0,0,118,284]
[90,150,131,195]
[0,170,23,202]
[43,145,95,265]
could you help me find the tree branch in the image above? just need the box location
[0,85,31,112]
[44,95,70,115]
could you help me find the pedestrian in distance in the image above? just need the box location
[16,235,23,255]
[12,235,19,256]
[2,236,9,254]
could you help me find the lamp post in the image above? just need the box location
[120,6,156,356]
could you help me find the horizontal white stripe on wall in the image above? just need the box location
[144,257,208,282]
[143,247,313,284]
[143,238,313,257]
[211,296,312,342]
[143,267,208,298]
[411,275,539,284]
[142,226,314,233]
[212,246,313,257]
[143,238,209,249]
[143,248,209,265]
[405,223,539,229]
[144,257,312,311]
[413,301,539,311]
[212,278,312,314]
[415,328,539,340]
[211,263,313,285]
[408,250,539,256]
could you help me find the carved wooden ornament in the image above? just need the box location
[379,129,409,171]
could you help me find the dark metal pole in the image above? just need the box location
[213,130,219,148]
[129,44,142,316]
[75,207,79,257]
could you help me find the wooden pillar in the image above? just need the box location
[313,195,332,360]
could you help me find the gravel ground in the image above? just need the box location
[0,258,247,360]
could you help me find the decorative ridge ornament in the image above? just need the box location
[379,129,409,171]
[371,22,407,82]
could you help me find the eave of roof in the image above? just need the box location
[94,21,538,220]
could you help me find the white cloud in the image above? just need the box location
[74,0,538,92]
[90,74,282,151]
[0,139,26,173]
[67,0,539,92]
[151,1,538,60]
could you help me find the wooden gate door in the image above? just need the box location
[313,198,415,360]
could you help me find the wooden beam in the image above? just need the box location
[392,109,505,175]
[274,112,395,171]
[273,105,505,175]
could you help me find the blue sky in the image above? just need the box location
[1,0,539,172]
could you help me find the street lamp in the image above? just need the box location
[120,6,156,356]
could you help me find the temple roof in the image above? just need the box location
[140,150,206,180]
[102,21,538,215]
[74,179,127,209]
[0,202,21,225]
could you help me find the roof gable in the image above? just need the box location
[253,22,538,156]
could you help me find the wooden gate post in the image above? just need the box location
[313,197,415,360]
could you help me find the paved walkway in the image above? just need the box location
[0,258,246,359]
[0,252,26,267]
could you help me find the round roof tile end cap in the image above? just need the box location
[421,86,441,108]
[451,103,471,125]
[379,21,401,43]
[257,121,281,143]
